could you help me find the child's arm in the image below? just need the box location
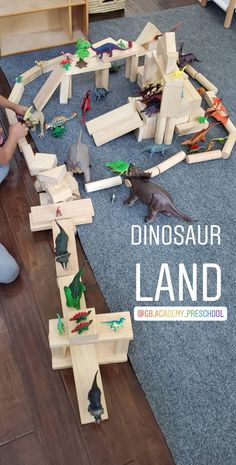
[0,123,28,165]
[0,95,28,116]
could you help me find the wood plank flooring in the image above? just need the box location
[0,2,195,462]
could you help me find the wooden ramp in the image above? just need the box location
[33,65,65,111]
[86,103,143,146]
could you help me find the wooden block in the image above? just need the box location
[155,151,186,174]
[96,311,133,343]
[38,164,67,186]
[60,75,71,104]
[137,66,144,88]
[175,120,209,136]
[30,153,58,176]
[164,117,176,145]
[85,176,122,193]
[57,274,87,319]
[144,166,160,178]
[70,345,108,424]
[17,137,28,153]
[222,133,236,159]
[68,308,98,346]
[49,318,69,349]
[52,348,72,370]
[30,199,94,232]
[86,103,135,135]
[21,66,42,85]
[96,68,109,90]
[194,72,218,94]
[52,218,79,277]
[185,65,199,79]
[40,56,63,73]
[223,118,236,133]
[39,192,52,205]
[22,144,35,171]
[33,66,65,111]
[45,182,72,204]
[8,83,24,104]
[160,84,184,118]
[204,90,215,107]
[186,150,222,164]
[125,55,138,82]
[136,22,162,46]
[34,179,44,193]
[65,172,80,198]
[155,114,167,144]
[5,108,18,125]
[142,52,158,87]
[188,107,205,122]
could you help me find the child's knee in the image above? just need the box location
[0,244,19,284]
[0,164,9,184]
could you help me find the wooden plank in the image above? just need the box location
[30,198,94,224]
[93,111,143,146]
[136,22,162,45]
[70,345,108,424]
[8,82,24,104]
[21,65,42,85]
[38,164,67,186]
[30,153,58,176]
[33,65,65,111]
[5,108,18,125]
[86,103,135,135]
[52,218,79,277]
[60,74,71,104]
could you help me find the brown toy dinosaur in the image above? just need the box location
[124,165,194,223]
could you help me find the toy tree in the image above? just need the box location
[75,39,91,68]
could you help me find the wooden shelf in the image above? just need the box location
[0,1,88,56]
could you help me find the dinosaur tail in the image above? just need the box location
[68,112,78,121]
[55,220,63,232]
[168,203,195,223]
[194,58,202,63]
[91,371,99,390]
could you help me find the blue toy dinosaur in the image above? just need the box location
[138,143,172,157]
[91,41,132,59]
[100,317,125,332]
[92,87,109,102]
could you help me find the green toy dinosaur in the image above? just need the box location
[105,160,130,175]
[64,267,86,310]
[57,313,65,335]
[100,317,125,332]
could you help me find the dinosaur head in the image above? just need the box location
[125,164,152,181]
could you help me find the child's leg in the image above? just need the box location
[0,164,9,184]
[0,243,19,284]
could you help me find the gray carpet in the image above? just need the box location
[1,4,236,465]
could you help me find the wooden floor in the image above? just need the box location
[0,2,196,463]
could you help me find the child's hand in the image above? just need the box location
[9,122,28,140]
[13,104,28,116]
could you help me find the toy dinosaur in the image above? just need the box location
[91,40,132,59]
[54,221,70,269]
[111,193,117,204]
[138,143,171,156]
[124,165,194,223]
[81,91,91,124]
[64,267,86,310]
[105,160,130,175]
[71,319,93,334]
[57,313,65,335]
[170,66,187,78]
[23,106,45,137]
[92,87,109,102]
[52,126,66,138]
[139,83,162,101]
[101,317,125,332]
[181,123,218,146]
[45,112,77,130]
[88,371,104,423]
[66,130,91,183]
[69,310,91,322]
[197,116,208,124]
[15,75,23,83]
[206,97,229,124]
[178,42,201,68]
